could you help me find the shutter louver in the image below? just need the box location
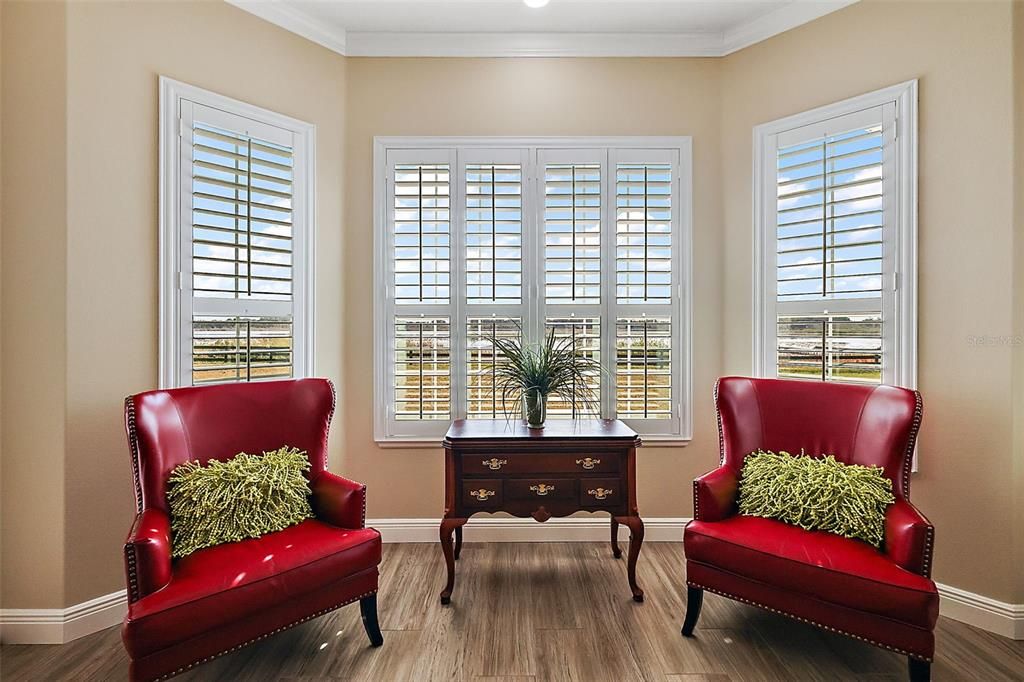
[777,314,882,383]
[466,164,522,304]
[192,122,294,301]
[545,164,601,305]
[394,164,451,305]
[466,316,521,418]
[544,317,601,417]
[615,317,672,418]
[394,316,451,420]
[616,164,672,304]
[776,125,884,301]
[192,316,293,384]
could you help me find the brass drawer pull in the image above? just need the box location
[529,484,555,496]
[587,487,613,501]
[482,458,508,471]
[576,457,601,470]
[469,489,496,501]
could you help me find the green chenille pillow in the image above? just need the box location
[167,446,314,559]
[737,450,895,548]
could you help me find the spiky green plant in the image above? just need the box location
[488,326,604,427]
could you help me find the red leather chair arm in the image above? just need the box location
[124,508,172,603]
[310,471,367,529]
[884,499,935,577]
[693,466,739,522]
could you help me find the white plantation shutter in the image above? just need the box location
[616,163,672,304]
[544,161,602,305]
[173,98,312,387]
[466,316,521,418]
[609,150,683,434]
[466,163,523,305]
[394,163,451,306]
[384,149,455,436]
[615,316,672,418]
[460,149,530,424]
[755,92,914,388]
[544,316,602,417]
[538,149,606,421]
[394,316,451,420]
[375,139,692,442]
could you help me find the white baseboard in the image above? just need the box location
[937,582,1024,640]
[368,515,690,543]
[0,589,127,645]
[2,519,1020,644]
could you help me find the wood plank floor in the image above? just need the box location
[2,543,1023,681]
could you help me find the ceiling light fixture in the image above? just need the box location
[524,0,550,8]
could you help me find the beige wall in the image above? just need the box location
[342,57,726,520]
[1,0,346,608]
[1,0,1021,611]
[1,0,68,610]
[721,0,1020,602]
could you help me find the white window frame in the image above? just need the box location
[752,80,918,389]
[158,77,317,388]
[374,137,693,447]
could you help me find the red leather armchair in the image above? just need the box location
[122,379,383,682]
[682,377,938,682]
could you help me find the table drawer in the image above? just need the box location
[462,453,620,475]
[505,477,577,501]
[462,480,503,507]
[580,478,622,507]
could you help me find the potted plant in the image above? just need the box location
[489,327,603,429]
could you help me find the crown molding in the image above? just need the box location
[721,0,858,54]
[346,31,722,58]
[225,0,859,58]
[226,0,347,55]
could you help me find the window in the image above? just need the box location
[753,81,917,388]
[374,138,692,444]
[160,78,315,388]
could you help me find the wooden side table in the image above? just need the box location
[439,419,645,604]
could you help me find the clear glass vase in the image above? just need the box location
[523,388,547,429]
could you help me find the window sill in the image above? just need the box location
[375,438,444,449]
[638,436,692,447]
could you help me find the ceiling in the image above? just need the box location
[226,0,858,57]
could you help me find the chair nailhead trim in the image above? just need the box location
[324,379,337,468]
[901,391,924,499]
[149,589,379,682]
[713,379,725,466]
[125,542,140,604]
[686,581,932,663]
[125,396,144,514]
[922,524,935,579]
[692,480,701,521]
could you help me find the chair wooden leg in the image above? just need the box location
[360,594,384,647]
[680,586,703,637]
[908,657,930,682]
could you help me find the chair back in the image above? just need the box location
[715,376,921,499]
[125,378,335,513]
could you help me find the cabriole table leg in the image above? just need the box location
[439,517,467,604]
[615,515,645,601]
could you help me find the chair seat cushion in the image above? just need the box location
[124,520,381,657]
[685,516,938,629]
